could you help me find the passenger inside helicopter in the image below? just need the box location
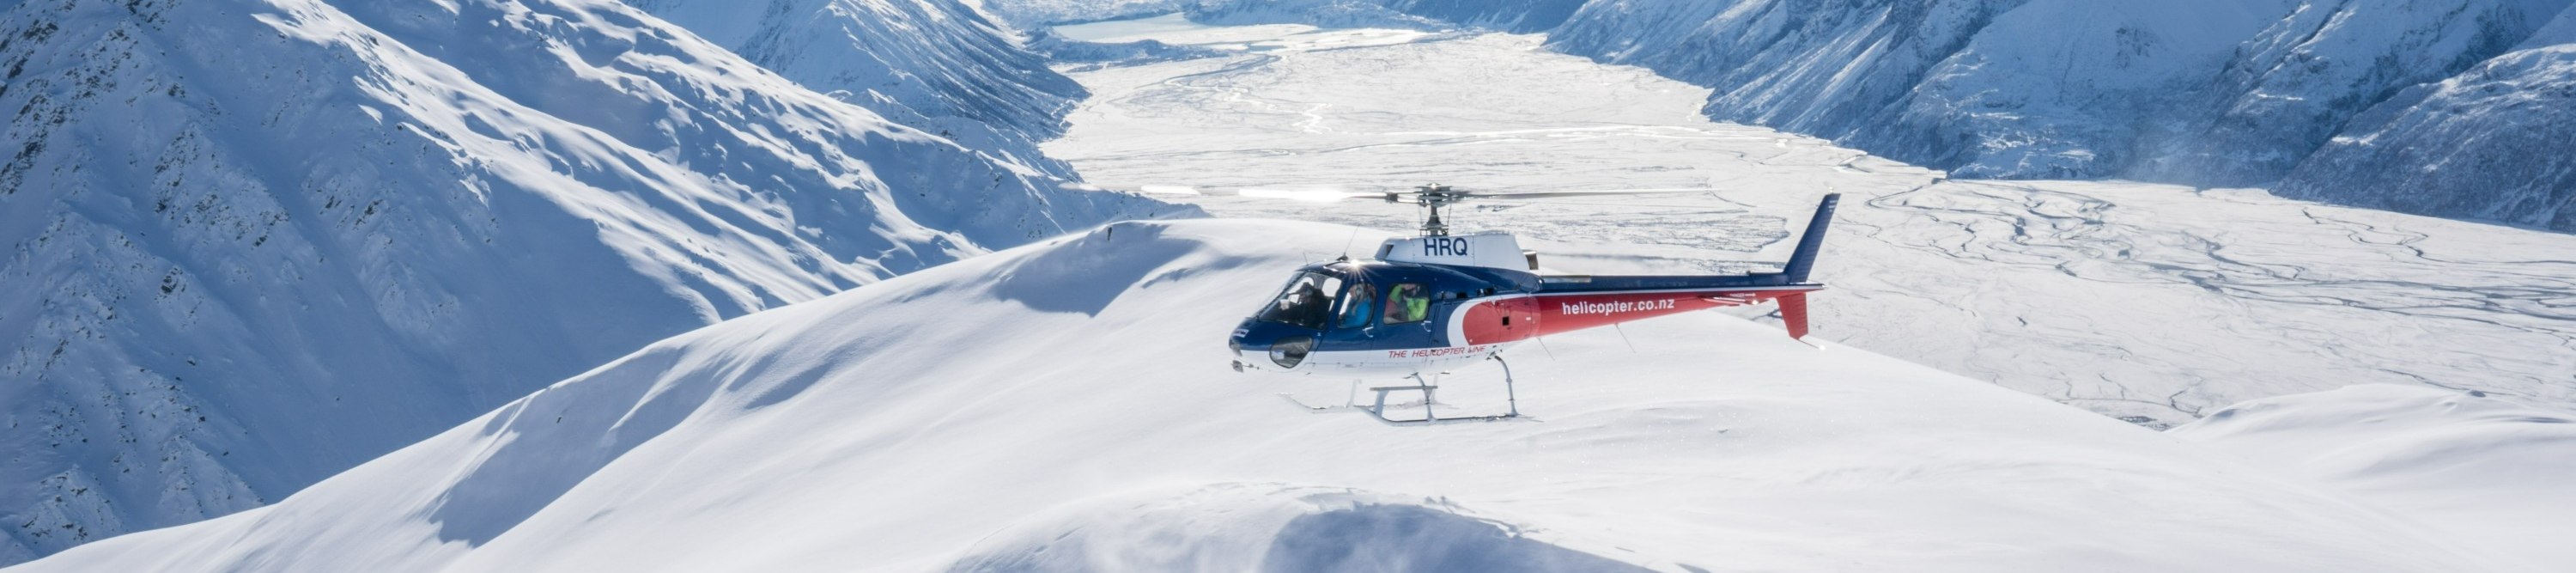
[1384,283,1429,324]
[1256,271,1342,330]
[1340,283,1377,330]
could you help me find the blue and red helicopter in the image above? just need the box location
[1218,184,1839,423]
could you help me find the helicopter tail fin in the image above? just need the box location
[1780,292,1810,340]
[1782,193,1840,284]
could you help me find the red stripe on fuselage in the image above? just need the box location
[1459,296,1543,346]
[1457,288,1817,345]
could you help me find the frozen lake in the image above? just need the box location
[1043,22,2576,426]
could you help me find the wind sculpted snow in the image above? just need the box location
[0,0,1170,563]
[2174,385,2576,570]
[5,220,2518,571]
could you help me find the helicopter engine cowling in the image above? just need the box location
[1374,233,1530,271]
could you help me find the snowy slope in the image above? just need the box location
[2275,13,2576,230]
[2127,0,2575,186]
[1179,0,1587,32]
[2173,385,2576,570]
[980,0,1582,33]
[1546,0,2568,182]
[9,220,2518,572]
[0,0,1167,564]
[623,0,1088,167]
[976,0,1197,27]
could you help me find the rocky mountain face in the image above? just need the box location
[983,0,1583,33]
[0,0,1163,564]
[2275,9,2576,229]
[625,0,1088,167]
[1539,0,2573,229]
[985,0,2570,231]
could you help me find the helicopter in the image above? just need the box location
[1216,184,1840,424]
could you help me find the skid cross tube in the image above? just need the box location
[1359,357,1523,424]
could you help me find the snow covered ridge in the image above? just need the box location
[2172,384,2576,570]
[6,220,2529,571]
[1532,0,2576,229]
[2276,41,2576,229]
[0,0,1170,564]
[981,0,1584,33]
[979,0,1205,27]
[623,0,1090,168]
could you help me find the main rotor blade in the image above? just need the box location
[1459,188,1721,200]
[1086,183,1382,201]
[1057,182,1216,196]
[1236,188,1381,202]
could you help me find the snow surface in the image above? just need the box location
[0,0,1170,563]
[1042,26,2576,430]
[2172,384,2576,570]
[5,219,2524,572]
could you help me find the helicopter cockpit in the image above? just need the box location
[1236,259,1498,371]
[1254,271,1345,331]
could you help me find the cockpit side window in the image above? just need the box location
[1384,283,1430,324]
[1255,272,1341,330]
[1338,283,1377,330]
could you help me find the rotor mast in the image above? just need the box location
[1387,183,1469,236]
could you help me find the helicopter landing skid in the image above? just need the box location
[1274,356,1527,424]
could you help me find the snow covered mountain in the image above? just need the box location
[2275,12,2576,230]
[1546,0,2568,183]
[1093,0,2548,229]
[977,0,1196,27]
[623,0,1088,167]
[8,220,2542,572]
[0,0,1166,564]
[982,0,1583,33]
[993,1,2573,229]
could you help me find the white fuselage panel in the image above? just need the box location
[1376,233,1528,271]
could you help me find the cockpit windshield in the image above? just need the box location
[1255,271,1343,330]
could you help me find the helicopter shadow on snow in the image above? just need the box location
[1258,503,1657,573]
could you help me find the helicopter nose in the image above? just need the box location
[1267,336,1314,369]
[1228,324,1316,370]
